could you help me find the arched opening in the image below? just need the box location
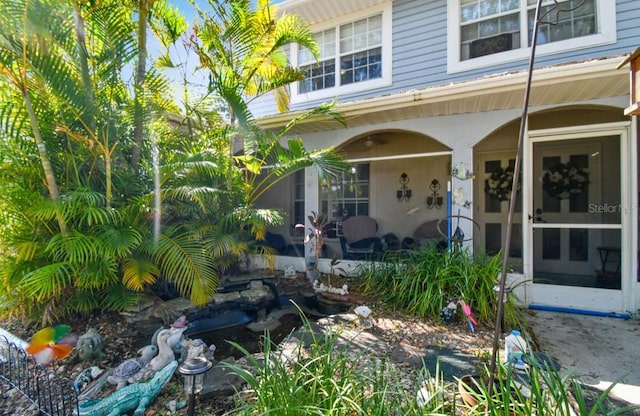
[314,130,453,259]
[474,104,632,312]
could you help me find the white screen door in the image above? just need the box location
[527,123,629,312]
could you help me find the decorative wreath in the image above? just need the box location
[542,162,589,200]
[485,166,519,202]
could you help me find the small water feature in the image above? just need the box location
[195,313,304,359]
[149,273,352,361]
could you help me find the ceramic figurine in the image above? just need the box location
[75,329,105,362]
[128,329,176,383]
[74,361,178,416]
[73,366,104,393]
[108,345,158,390]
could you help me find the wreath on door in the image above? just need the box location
[541,162,590,200]
[485,166,519,201]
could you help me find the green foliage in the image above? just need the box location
[0,0,346,323]
[222,308,637,416]
[462,358,639,416]
[223,308,449,415]
[359,246,525,328]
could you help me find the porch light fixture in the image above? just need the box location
[396,173,412,202]
[426,178,443,209]
[617,46,640,116]
[178,355,212,416]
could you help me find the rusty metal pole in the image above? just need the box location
[488,0,544,394]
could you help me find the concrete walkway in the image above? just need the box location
[525,309,640,406]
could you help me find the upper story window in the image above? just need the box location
[448,0,616,73]
[291,4,392,103]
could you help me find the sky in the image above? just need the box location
[150,0,293,106]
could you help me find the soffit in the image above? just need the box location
[258,56,630,134]
[277,0,388,24]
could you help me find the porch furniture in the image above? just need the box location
[340,216,381,260]
[257,231,287,255]
[596,246,621,289]
[597,246,621,275]
[413,219,447,251]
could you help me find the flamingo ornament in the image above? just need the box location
[459,300,478,334]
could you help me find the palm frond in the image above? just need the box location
[94,225,144,258]
[146,226,220,305]
[75,257,119,289]
[122,257,160,291]
[279,100,347,137]
[46,230,101,264]
[21,262,73,300]
[99,285,140,311]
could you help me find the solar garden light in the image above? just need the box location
[178,355,212,416]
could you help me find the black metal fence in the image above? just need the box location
[0,335,79,416]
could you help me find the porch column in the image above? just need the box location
[451,147,475,251]
[304,167,320,258]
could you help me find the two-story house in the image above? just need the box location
[251,0,640,315]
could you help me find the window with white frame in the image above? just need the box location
[292,170,305,236]
[292,5,392,102]
[321,164,370,221]
[449,0,616,72]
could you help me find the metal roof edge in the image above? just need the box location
[257,56,626,129]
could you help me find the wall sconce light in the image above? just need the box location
[396,173,412,202]
[427,179,443,209]
[178,355,213,416]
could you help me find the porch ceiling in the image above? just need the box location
[276,0,388,24]
[258,56,630,134]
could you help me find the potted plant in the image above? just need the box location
[457,372,519,410]
[296,211,327,281]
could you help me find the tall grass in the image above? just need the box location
[464,357,639,416]
[222,310,450,415]
[222,309,638,415]
[359,246,524,329]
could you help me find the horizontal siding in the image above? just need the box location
[250,0,640,118]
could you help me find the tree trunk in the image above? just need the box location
[23,90,67,233]
[72,1,95,131]
[131,0,150,169]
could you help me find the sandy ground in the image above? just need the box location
[525,309,640,405]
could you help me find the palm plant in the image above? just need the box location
[0,0,199,321]
[184,0,348,244]
[0,0,348,323]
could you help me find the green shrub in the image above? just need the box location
[223,310,449,415]
[358,246,525,329]
[464,358,638,416]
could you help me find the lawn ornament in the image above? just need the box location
[76,329,105,362]
[129,328,175,383]
[459,300,478,333]
[26,325,76,365]
[354,305,373,329]
[108,345,158,389]
[440,298,458,324]
[73,360,178,416]
[74,366,104,393]
[166,325,187,354]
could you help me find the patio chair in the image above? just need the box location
[340,216,381,260]
[257,231,287,255]
[413,219,447,251]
